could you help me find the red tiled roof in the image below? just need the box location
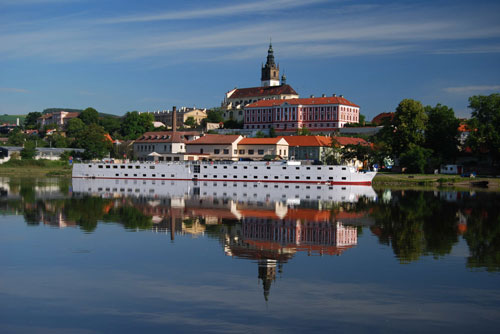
[228,84,298,99]
[372,112,394,125]
[246,96,359,108]
[279,136,331,147]
[186,134,241,145]
[333,137,369,146]
[135,131,200,143]
[239,137,286,145]
[458,123,470,132]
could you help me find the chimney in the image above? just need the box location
[332,93,336,97]
[340,94,344,98]
[172,106,177,133]
[310,95,315,98]
[321,94,326,97]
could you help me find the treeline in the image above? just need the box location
[339,93,500,172]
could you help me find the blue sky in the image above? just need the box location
[1,0,499,120]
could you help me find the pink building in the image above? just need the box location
[244,95,360,132]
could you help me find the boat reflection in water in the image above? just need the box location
[72,178,376,300]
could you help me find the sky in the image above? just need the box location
[1,0,500,120]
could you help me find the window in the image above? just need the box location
[106,165,110,169]
[98,165,103,169]
[223,149,229,154]
[249,149,254,155]
[113,166,118,169]
[239,149,245,154]
[234,149,237,154]
[214,149,220,154]
[258,149,264,155]
[150,166,155,169]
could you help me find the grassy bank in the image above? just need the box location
[0,159,72,177]
[373,172,500,189]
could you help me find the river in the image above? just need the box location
[0,177,499,333]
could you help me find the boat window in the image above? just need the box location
[243,166,248,169]
[306,167,310,170]
[274,185,279,188]
[213,175,217,178]
[115,174,119,176]
[329,167,333,170]
[329,177,333,180]
[342,177,346,180]
[282,167,286,170]
[136,166,140,169]
[295,185,300,189]
[106,165,110,169]
[317,176,321,180]
[124,174,128,177]
[285,176,289,179]
[267,167,271,170]
[274,176,279,179]
[98,165,103,169]
[233,166,237,169]
[253,175,258,178]
[152,174,156,177]
[306,176,311,180]
[233,175,238,178]
[285,185,289,188]
[128,166,132,169]
[204,175,207,178]
[223,166,227,169]
[223,175,227,178]
[342,187,346,190]
[317,167,322,170]
[213,166,217,169]
[243,175,248,179]
[88,165,92,168]
[264,176,268,179]
[143,174,147,177]
[296,167,300,170]
[254,166,258,169]
[317,186,321,189]
[134,174,137,177]
[342,167,346,170]
[296,176,300,179]
[161,174,165,177]
[306,186,310,189]
[121,166,125,169]
[113,166,118,169]
[204,166,208,168]
[171,174,175,177]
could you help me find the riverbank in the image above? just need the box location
[0,160,72,177]
[373,172,500,189]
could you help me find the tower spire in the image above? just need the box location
[261,41,280,87]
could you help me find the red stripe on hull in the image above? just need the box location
[72,176,372,186]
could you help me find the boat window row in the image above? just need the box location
[202,165,336,171]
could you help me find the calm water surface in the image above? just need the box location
[1,177,499,333]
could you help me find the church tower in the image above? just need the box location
[261,42,280,87]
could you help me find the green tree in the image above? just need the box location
[269,127,276,138]
[424,104,459,166]
[297,126,311,136]
[184,116,197,128]
[341,144,374,167]
[47,133,69,148]
[24,112,42,129]
[206,109,224,123]
[7,128,26,146]
[21,140,37,159]
[100,116,121,136]
[66,118,86,138]
[120,111,154,140]
[78,107,99,125]
[399,144,433,173]
[74,123,112,159]
[467,94,500,163]
[381,99,427,157]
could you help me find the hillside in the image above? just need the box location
[0,114,26,124]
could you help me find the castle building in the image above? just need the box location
[222,43,299,122]
[243,94,360,132]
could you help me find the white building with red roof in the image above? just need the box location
[244,94,360,132]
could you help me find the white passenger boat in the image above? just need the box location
[72,160,376,186]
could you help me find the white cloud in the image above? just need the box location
[444,85,500,93]
[98,0,329,24]
[0,87,29,93]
